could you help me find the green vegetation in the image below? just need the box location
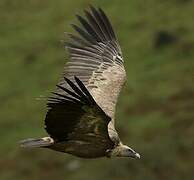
[1,0,194,179]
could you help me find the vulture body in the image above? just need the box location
[20,6,140,159]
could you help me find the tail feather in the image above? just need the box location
[20,137,54,148]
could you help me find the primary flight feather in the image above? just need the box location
[20,6,140,159]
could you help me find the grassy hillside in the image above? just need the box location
[1,0,194,179]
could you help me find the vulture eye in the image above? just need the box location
[128,149,134,153]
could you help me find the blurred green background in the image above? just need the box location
[1,0,194,179]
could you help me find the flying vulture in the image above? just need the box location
[20,6,140,159]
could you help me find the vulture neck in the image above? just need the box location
[109,143,128,157]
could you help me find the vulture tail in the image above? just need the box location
[19,137,54,148]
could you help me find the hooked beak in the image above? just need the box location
[133,152,140,159]
[127,147,141,159]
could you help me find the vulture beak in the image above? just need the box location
[108,144,141,159]
[133,152,140,159]
[128,148,140,159]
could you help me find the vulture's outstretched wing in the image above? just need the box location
[57,6,126,120]
[45,76,114,149]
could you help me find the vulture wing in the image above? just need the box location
[58,6,126,120]
[45,76,114,149]
[47,6,126,145]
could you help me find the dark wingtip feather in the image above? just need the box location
[89,5,97,13]
[69,6,117,47]
[59,76,96,106]
[56,84,81,100]
[71,24,95,44]
[64,77,91,104]
[74,76,96,104]
[98,7,117,40]
[76,14,101,42]
[52,92,81,104]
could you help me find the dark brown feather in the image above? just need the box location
[45,77,113,146]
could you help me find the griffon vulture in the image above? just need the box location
[20,6,140,159]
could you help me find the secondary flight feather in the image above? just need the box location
[20,6,140,159]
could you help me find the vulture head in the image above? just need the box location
[107,144,140,159]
